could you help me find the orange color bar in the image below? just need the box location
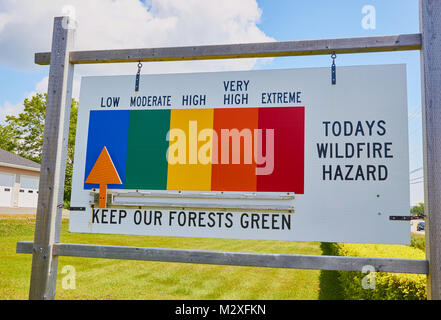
[211,108,258,191]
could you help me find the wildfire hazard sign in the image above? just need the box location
[70,65,410,244]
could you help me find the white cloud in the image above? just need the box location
[28,75,82,100]
[0,0,273,75]
[0,0,273,106]
[0,12,12,32]
[21,76,49,100]
[0,72,85,123]
[0,101,23,124]
[0,75,69,123]
[35,76,49,93]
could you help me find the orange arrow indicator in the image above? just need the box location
[85,146,122,208]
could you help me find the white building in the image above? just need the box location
[0,149,40,214]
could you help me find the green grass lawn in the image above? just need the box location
[0,215,342,300]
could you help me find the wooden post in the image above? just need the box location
[28,16,75,300]
[34,34,422,65]
[420,0,441,300]
[16,241,430,275]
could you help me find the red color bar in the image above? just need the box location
[257,107,305,194]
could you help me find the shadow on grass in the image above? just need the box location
[318,242,344,300]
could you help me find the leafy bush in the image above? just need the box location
[410,234,425,251]
[327,242,426,300]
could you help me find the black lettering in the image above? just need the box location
[143,211,153,225]
[217,212,225,227]
[92,209,100,223]
[365,120,375,136]
[198,212,206,227]
[357,143,366,158]
[155,211,162,226]
[282,214,291,230]
[317,143,328,158]
[251,213,260,229]
[241,213,249,228]
[345,165,354,180]
[110,210,117,224]
[178,211,186,226]
[277,92,283,103]
[225,213,233,228]
[188,211,197,227]
[272,214,280,230]
[101,209,108,224]
[354,121,365,136]
[344,121,353,136]
[207,212,216,227]
[334,165,343,180]
[169,211,176,225]
[119,210,127,224]
[367,165,376,180]
[134,210,142,225]
[261,214,270,229]
[377,120,386,136]
[385,142,393,158]
[355,166,365,180]
[323,165,332,180]
[323,121,331,136]
[335,144,343,158]
[345,143,354,158]
[373,143,382,158]
[332,122,342,136]
[379,165,388,180]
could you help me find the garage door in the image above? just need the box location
[18,175,39,208]
[0,173,15,207]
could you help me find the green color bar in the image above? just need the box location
[125,110,171,190]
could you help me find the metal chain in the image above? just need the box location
[135,61,143,92]
[331,52,336,85]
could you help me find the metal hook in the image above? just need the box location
[135,61,143,92]
[331,52,336,85]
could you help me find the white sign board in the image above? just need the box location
[70,64,410,244]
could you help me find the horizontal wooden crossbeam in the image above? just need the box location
[16,241,428,274]
[34,33,422,65]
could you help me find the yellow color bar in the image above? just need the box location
[167,108,214,191]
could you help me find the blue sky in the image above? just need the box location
[0,0,423,203]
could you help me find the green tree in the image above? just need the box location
[6,94,46,162]
[411,202,425,216]
[64,99,78,205]
[5,93,78,205]
[0,124,17,152]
